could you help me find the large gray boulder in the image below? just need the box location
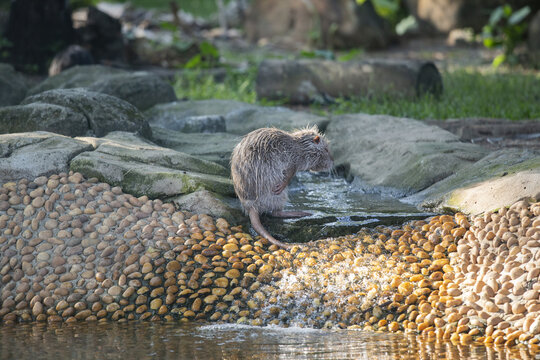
[146,102,227,133]
[71,132,234,198]
[0,63,28,106]
[11,88,151,138]
[29,65,124,94]
[28,65,177,111]
[146,99,329,135]
[146,99,256,133]
[150,126,240,167]
[0,103,88,136]
[86,72,177,111]
[0,132,92,183]
[326,113,489,196]
[411,148,540,214]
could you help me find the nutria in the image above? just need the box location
[230,126,333,248]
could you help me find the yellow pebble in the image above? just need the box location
[150,299,162,311]
[225,269,240,279]
[398,282,414,296]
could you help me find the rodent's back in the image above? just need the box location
[231,128,297,212]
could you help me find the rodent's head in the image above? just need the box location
[292,126,334,172]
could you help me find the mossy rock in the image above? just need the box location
[28,65,125,95]
[77,131,228,177]
[21,88,150,138]
[28,65,176,111]
[71,132,234,198]
[0,103,88,136]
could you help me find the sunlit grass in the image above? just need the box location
[324,69,540,120]
[173,67,540,120]
[174,69,257,103]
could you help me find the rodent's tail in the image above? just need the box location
[248,208,291,249]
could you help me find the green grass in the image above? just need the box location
[325,69,540,120]
[173,67,540,120]
[174,69,257,103]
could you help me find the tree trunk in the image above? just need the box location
[256,59,443,104]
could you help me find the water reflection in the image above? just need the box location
[0,322,538,360]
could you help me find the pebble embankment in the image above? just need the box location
[0,172,538,350]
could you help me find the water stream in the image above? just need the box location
[262,172,433,243]
[2,322,534,360]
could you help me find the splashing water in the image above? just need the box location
[255,234,401,329]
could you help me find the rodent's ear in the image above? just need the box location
[313,136,320,144]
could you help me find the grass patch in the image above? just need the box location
[174,69,257,103]
[173,67,540,120]
[325,69,540,120]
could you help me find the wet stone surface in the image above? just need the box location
[263,172,433,242]
[0,172,539,351]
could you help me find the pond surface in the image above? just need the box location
[1,322,538,360]
[264,172,433,243]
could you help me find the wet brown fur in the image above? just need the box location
[230,126,333,248]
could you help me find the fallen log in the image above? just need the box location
[256,59,443,104]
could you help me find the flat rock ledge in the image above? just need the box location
[0,132,93,184]
[71,132,233,199]
[0,172,539,350]
[411,149,540,215]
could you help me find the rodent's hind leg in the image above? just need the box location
[271,210,312,218]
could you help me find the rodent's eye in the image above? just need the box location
[313,136,320,144]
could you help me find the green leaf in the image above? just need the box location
[372,0,399,17]
[503,4,513,17]
[483,37,495,48]
[492,54,506,68]
[160,22,177,31]
[489,6,504,25]
[199,41,219,58]
[185,54,202,69]
[508,6,531,25]
[299,50,316,58]
[337,49,363,62]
